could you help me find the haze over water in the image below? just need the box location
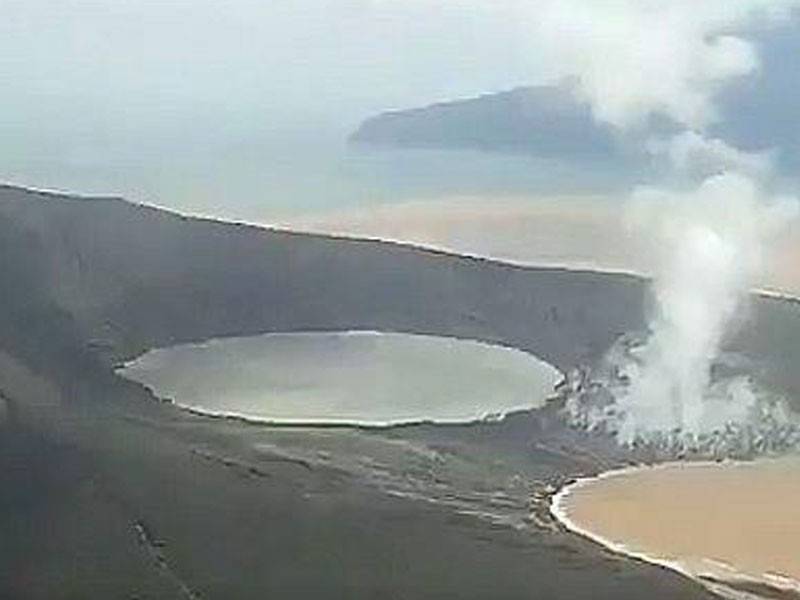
[2,0,638,231]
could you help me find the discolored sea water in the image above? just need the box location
[554,458,800,596]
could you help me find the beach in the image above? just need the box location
[552,459,800,599]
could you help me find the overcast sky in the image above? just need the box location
[1,0,549,134]
[2,1,800,218]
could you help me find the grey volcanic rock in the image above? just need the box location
[0,184,646,374]
[0,184,798,406]
[0,184,793,599]
[0,183,797,407]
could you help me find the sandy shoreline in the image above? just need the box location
[550,464,700,582]
[550,461,800,600]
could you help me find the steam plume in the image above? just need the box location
[530,0,799,129]
[528,1,800,444]
[615,173,798,442]
[384,1,800,443]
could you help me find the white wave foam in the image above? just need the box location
[550,462,800,600]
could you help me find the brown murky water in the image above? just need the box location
[555,458,800,593]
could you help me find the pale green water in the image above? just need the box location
[119,331,560,425]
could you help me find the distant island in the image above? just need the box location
[350,81,794,167]
[350,84,621,160]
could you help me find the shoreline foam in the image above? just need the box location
[550,461,800,600]
[177,402,536,430]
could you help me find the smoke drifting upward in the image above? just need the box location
[614,173,798,442]
[647,131,775,181]
[531,1,800,130]
[528,1,800,443]
[384,1,800,443]
[561,167,799,448]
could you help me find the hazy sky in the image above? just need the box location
[2,1,800,221]
[1,0,559,214]
[6,1,796,130]
[1,1,545,133]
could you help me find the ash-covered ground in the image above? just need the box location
[3,185,798,599]
[559,333,800,461]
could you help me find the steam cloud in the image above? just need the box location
[529,1,800,443]
[647,131,775,181]
[387,1,800,443]
[615,173,798,442]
